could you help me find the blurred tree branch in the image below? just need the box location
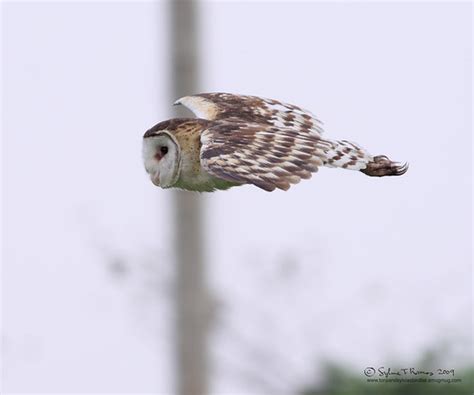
[170,1,210,395]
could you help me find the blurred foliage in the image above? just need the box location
[300,352,473,395]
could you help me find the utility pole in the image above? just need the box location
[169,1,209,395]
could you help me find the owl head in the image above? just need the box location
[143,126,181,188]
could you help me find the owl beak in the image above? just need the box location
[151,171,161,186]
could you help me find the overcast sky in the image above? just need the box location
[2,1,472,394]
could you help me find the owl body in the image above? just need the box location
[142,93,408,192]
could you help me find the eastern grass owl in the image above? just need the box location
[142,93,408,192]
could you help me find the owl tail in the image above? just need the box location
[322,139,408,177]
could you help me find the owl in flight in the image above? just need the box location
[143,93,408,192]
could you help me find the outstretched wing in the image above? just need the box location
[175,92,324,137]
[200,122,332,192]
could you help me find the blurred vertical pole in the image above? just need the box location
[169,1,209,395]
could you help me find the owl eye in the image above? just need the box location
[160,146,168,155]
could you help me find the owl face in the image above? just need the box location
[142,131,181,188]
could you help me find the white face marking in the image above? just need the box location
[142,132,181,188]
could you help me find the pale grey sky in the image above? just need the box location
[2,1,472,394]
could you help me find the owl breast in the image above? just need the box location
[173,125,240,192]
[175,150,239,192]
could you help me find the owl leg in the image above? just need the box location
[321,139,408,177]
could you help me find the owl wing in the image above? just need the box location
[174,92,324,137]
[200,121,333,192]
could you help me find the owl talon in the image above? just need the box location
[361,156,409,177]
